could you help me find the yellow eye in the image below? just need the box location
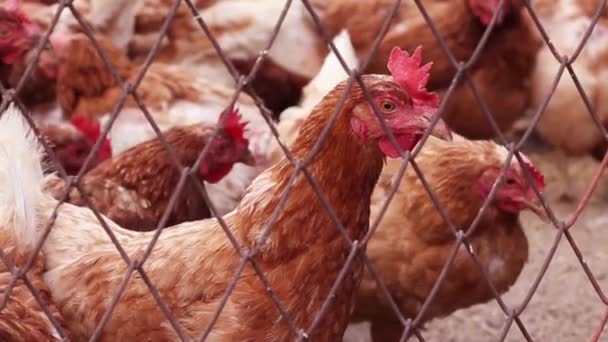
[379,100,397,113]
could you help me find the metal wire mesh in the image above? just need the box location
[0,0,607,340]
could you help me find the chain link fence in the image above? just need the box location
[1,0,607,340]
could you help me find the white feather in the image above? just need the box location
[0,104,45,252]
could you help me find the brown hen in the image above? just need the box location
[44,109,255,231]
[353,134,547,341]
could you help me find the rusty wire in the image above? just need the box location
[0,0,607,341]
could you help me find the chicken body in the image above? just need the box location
[43,122,253,231]
[314,0,539,139]
[0,232,70,342]
[439,3,539,139]
[0,66,451,340]
[354,135,542,341]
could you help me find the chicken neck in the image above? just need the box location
[237,95,385,261]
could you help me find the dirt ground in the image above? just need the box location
[343,132,608,342]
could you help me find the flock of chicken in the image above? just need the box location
[0,0,605,341]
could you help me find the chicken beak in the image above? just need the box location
[521,197,550,223]
[421,113,453,142]
[239,149,257,166]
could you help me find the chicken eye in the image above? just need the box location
[0,25,12,37]
[379,100,397,113]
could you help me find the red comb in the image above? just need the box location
[523,160,545,189]
[219,107,248,139]
[70,114,112,159]
[387,46,439,108]
[70,114,100,140]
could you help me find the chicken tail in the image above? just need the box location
[0,104,46,253]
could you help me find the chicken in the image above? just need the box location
[50,31,272,215]
[129,0,323,115]
[0,45,452,340]
[0,0,59,108]
[267,29,359,164]
[38,117,112,175]
[312,0,539,139]
[43,108,256,231]
[532,0,608,158]
[353,134,547,341]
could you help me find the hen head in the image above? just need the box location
[349,46,452,158]
[477,146,548,221]
[468,0,511,26]
[69,114,113,166]
[0,0,40,64]
[199,107,255,184]
[52,131,96,175]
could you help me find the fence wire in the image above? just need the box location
[0,0,607,341]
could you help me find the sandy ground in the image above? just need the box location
[343,133,608,342]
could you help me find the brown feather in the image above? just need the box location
[440,5,540,139]
[57,33,205,119]
[314,0,483,87]
[0,228,71,342]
